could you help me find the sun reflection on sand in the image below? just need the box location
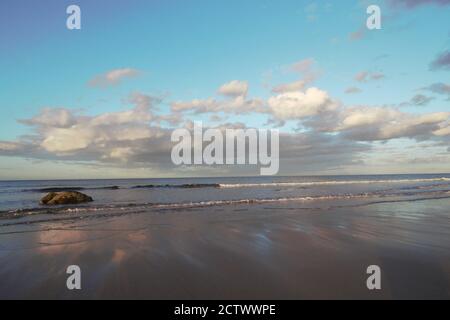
[36,229,87,254]
[112,249,126,264]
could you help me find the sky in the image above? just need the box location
[0,0,450,179]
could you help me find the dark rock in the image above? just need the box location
[40,191,93,205]
[103,186,120,190]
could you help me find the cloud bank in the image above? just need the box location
[2,60,450,177]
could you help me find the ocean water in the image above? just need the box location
[1,174,450,225]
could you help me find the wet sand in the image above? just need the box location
[0,198,449,299]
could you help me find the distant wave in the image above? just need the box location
[21,178,450,193]
[219,177,450,188]
[25,186,120,193]
[131,183,220,189]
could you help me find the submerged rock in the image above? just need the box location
[40,191,93,205]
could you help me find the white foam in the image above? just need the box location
[219,178,450,188]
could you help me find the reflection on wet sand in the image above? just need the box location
[0,197,449,299]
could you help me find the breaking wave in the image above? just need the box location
[219,177,450,188]
[131,183,220,189]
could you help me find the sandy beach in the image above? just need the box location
[1,196,449,299]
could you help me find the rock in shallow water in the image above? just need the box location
[40,191,93,205]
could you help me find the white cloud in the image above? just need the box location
[272,80,307,93]
[337,107,401,131]
[271,58,320,94]
[0,142,22,151]
[20,108,76,128]
[88,68,141,87]
[290,58,315,74]
[218,80,249,97]
[332,106,450,141]
[354,71,385,83]
[171,96,265,114]
[433,125,450,136]
[171,80,265,115]
[171,98,219,113]
[23,93,161,159]
[345,87,362,94]
[268,87,337,120]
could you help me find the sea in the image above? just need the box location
[1,173,450,225]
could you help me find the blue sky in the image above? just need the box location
[1,0,450,179]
